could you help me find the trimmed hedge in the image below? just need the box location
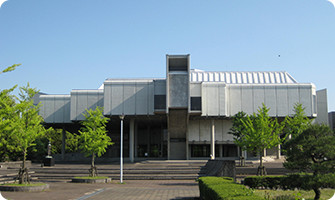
[198,177,263,200]
[244,173,335,190]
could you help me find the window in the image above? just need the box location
[191,97,201,111]
[154,95,166,110]
[191,145,210,157]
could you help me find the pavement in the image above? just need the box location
[1,180,200,200]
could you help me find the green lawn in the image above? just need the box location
[255,189,335,200]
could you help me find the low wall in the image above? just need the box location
[0,161,32,169]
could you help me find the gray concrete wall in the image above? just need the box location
[168,73,189,108]
[39,95,71,123]
[103,80,154,116]
[314,89,328,125]
[70,90,104,121]
[224,83,316,117]
[188,119,234,142]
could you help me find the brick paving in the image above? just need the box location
[1,180,199,200]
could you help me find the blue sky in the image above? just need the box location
[1,0,335,111]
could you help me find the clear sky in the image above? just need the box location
[1,0,335,111]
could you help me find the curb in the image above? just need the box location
[0,183,49,192]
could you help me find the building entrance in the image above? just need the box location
[136,124,167,158]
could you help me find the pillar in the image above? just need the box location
[210,120,215,160]
[134,122,138,158]
[276,144,281,159]
[219,144,223,158]
[61,128,66,160]
[129,119,135,162]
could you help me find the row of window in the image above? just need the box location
[154,95,201,111]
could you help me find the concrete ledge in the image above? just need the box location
[0,161,32,170]
[71,178,112,183]
[0,183,49,192]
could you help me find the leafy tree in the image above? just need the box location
[284,124,335,200]
[233,104,284,175]
[0,87,18,161]
[9,84,48,184]
[284,103,312,140]
[229,111,248,165]
[0,64,21,161]
[229,111,248,141]
[78,107,113,177]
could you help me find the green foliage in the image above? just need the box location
[78,106,113,176]
[0,84,51,184]
[284,124,335,199]
[284,124,335,174]
[79,107,113,158]
[244,174,335,200]
[283,103,312,140]
[229,111,248,141]
[8,84,47,159]
[235,104,283,154]
[198,177,263,200]
[231,104,283,174]
[0,64,21,75]
[27,129,79,162]
[0,86,19,161]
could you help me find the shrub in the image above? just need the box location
[198,177,263,200]
[244,173,335,191]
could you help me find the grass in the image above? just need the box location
[73,176,109,179]
[1,183,46,187]
[254,189,335,200]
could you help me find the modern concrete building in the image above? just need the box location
[36,54,327,161]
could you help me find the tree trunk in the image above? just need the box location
[313,187,321,200]
[19,149,26,184]
[257,150,266,176]
[90,153,96,177]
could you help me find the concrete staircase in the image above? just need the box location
[27,160,207,182]
[0,170,36,184]
[2,160,291,183]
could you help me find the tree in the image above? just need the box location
[284,103,312,140]
[229,111,248,141]
[284,124,335,200]
[232,104,284,175]
[9,84,48,184]
[0,87,18,161]
[229,111,248,165]
[78,107,113,177]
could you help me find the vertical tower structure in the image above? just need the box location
[166,55,190,159]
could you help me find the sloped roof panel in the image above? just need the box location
[190,69,298,84]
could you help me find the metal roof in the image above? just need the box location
[190,69,298,84]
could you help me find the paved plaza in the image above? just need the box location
[1,180,200,200]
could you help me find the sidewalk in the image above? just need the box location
[1,180,200,200]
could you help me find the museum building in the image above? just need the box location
[36,55,327,162]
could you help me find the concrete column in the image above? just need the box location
[219,144,223,158]
[134,122,138,158]
[237,146,240,158]
[129,119,135,162]
[147,126,151,157]
[210,120,215,160]
[61,128,66,160]
[276,144,281,159]
[243,150,248,159]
